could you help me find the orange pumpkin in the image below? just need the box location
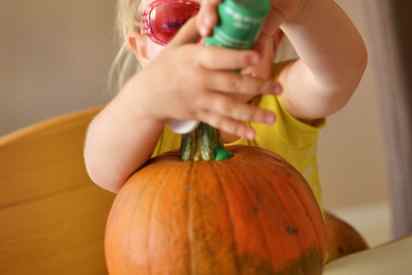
[105,124,327,275]
[324,212,369,263]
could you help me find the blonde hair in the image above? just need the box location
[110,0,296,93]
[109,0,143,93]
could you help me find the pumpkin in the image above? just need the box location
[324,212,369,263]
[105,123,328,275]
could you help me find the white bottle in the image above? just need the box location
[168,119,200,134]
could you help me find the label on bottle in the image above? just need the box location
[205,0,271,49]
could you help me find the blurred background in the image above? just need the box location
[1,1,406,247]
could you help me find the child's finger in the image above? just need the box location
[205,71,283,96]
[258,8,284,46]
[201,93,276,125]
[197,46,260,70]
[197,0,221,36]
[168,17,201,47]
[196,110,256,140]
[240,34,275,80]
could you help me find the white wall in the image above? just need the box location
[0,1,117,134]
[319,0,389,209]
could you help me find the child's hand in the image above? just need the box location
[196,0,368,124]
[130,18,281,139]
[196,0,305,55]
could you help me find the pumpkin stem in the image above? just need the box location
[180,123,233,161]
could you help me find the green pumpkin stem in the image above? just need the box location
[180,123,233,161]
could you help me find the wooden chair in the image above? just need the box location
[0,108,114,275]
[1,108,411,275]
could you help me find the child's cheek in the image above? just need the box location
[146,39,166,60]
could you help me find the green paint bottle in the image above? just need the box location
[204,0,271,49]
[171,0,270,147]
[202,0,271,161]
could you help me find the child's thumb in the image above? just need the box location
[168,17,201,47]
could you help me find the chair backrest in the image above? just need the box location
[0,108,114,275]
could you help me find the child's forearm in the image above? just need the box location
[283,0,366,87]
[279,0,367,119]
[84,80,164,193]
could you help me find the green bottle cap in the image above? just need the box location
[205,0,271,49]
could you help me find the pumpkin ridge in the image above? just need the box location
[240,150,326,262]
[193,163,213,273]
[275,248,321,275]
[265,151,328,260]
[235,157,310,274]
[146,166,171,275]
[124,173,155,274]
[284,179,326,262]
[183,162,193,274]
[224,161,275,272]
[106,178,139,274]
[151,163,191,274]
[253,163,310,275]
[265,180,307,275]
[210,162,242,275]
[237,159,307,275]
[257,148,323,218]
[235,151,323,274]
[278,171,325,265]
[186,163,194,275]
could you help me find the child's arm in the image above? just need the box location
[84,18,279,192]
[198,0,367,122]
[277,0,367,121]
[84,82,164,193]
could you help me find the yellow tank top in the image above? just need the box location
[151,61,324,207]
